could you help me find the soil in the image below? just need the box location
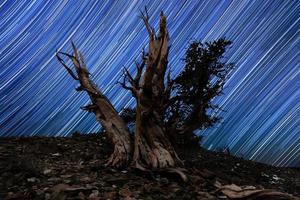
[0,133,299,200]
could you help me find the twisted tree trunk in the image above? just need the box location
[56,44,131,167]
[120,10,182,169]
[133,97,181,169]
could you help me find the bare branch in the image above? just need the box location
[57,42,132,167]
[71,41,79,60]
[59,42,80,71]
[57,51,75,59]
[79,52,88,70]
[81,104,97,112]
[75,85,84,91]
[57,50,80,71]
[118,78,137,97]
[133,51,146,88]
[123,67,135,86]
[140,7,154,37]
[118,68,136,95]
[118,80,133,91]
[56,51,79,80]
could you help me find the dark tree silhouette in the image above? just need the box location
[164,39,234,152]
[56,9,233,174]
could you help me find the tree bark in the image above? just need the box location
[57,10,183,169]
[56,44,131,167]
[133,97,182,168]
[123,10,182,168]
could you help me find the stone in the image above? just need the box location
[89,190,99,198]
[27,177,38,183]
[119,187,133,198]
[43,169,52,175]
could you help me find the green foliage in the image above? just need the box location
[166,38,234,131]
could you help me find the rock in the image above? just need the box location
[78,192,85,199]
[27,177,38,183]
[52,183,69,193]
[243,185,256,190]
[60,174,73,179]
[200,169,215,179]
[261,172,269,178]
[104,191,117,199]
[44,193,51,200]
[64,186,87,192]
[119,187,133,198]
[169,183,181,193]
[89,190,99,198]
[272,174,283,182]
[160,178,169,185]
[1,135,299,200]
[5,192,22,200]
[43,169,52,175]
[197,191,218,200]
[47,177,61,183]
[36,189,44,196]
[63,179,72,184]
[80,176,91,182]
[78,160,84,165]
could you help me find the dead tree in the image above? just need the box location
[119,10,182,169]
[56,43,131,167]
[56,8,233,173]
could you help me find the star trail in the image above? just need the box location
[0,1,299,167]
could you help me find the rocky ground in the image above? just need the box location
[0,134,299,200]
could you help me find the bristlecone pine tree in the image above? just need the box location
[56,9,234,173]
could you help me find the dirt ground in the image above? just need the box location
[0,134,299,199]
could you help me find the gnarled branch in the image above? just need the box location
[119,50,147,97]
[56,42,132,167]
[56,51,79,80]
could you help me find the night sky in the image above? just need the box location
[0,1,299,167]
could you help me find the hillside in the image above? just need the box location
[0,134,299,200]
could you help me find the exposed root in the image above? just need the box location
[151,145,176,167]
[131,161,188,183]
[132,160,148,172]
[133,128,183,169]
[164,168,188,182]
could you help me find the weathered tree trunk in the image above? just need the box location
[93,98,131,167]
[56,44,131,167]
[121,10,182,168]
[133,97,181,168]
